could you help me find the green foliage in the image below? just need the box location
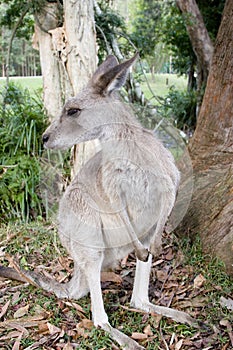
[1,1,35,39]
[130,0,162,59]
[161,0,224,75]
[0,1,42,76]
[130,0,224,76]
[95,1,129,61]
[0,82,47,222]
[158,86,197,131]
[159,4,195,75]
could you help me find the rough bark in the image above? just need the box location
[178,0,233,275]
[63,0,97,95]
[34,2,63,119]
[63,0,97,176]
[34,1,97,176]
[34,0,97,120]
[176,0,214,113]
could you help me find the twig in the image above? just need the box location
[5,4,30,87]
[159,325,169,350]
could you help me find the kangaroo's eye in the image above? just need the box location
[67,108,81,116]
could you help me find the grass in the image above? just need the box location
[0,221,232,349]
[0,76,42,94]
[140,73,187,101]
[0,74,187,100]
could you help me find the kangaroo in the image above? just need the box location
[38,54,195,349]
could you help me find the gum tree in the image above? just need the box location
[178,0,233,275]
[1,0,97,118]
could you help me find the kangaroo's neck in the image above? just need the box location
[98,122,141,142]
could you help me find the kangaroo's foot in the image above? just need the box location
[130,299,197,327]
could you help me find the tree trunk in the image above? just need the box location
[34,1,97,176]
[34,2,63,119]
[176,0,214,113]
[64,0,97,95]
[63,0,97,176]
[34,0,97,119]
[178,0,233,275]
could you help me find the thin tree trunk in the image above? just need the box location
[5,5,29,85]
[178,0,233,275]
[34,2,63,119]
[62,0,97,177]
[176,0,214,113]
[63,0,97,95]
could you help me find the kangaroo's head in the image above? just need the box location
[42,53,138,149]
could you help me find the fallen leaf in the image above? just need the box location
[0,299,11,318]
[150,313,163,327]
[143,324,153,336]
[33,304,47,315]
[220,296,233,311]
[14,304,29,318]
[76,322,90,338]
[101,271,122,284]
[63,344,74,350]
[64,300,85,313]
[47,322,61,335]
[163,282,179,289]
[220,319,232,329]
[175,296,207,309]
[23,334,58,350]
[131,332,148,340]
[194,274,206,288]
[175,339,183,350]
[0,330,22,340]
[163,248,174,261]
[7,322,29,337]
[12,332,23,350]
[121,255,128,267]
[80,318,94,330]
[38,322,49,334]
[12,291,21,305]
[153,259,164,266]
[156,270,168,282]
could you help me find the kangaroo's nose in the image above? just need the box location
[42,133,50,144]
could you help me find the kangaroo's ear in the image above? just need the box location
[92,55,119,83]
[92,53,139,95]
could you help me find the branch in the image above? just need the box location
[95,24,112,55]
[5,4,30,87]
[176,0,213,75]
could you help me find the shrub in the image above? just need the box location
[157,86,197,132]
[0,83,47,222]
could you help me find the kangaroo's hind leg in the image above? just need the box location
[130,256,196,326]
[81,244,144,350]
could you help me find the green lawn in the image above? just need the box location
[0,74,187,100]
[0,76,43,93]
[140,73,187,101]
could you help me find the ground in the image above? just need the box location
[0,222,232,350]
